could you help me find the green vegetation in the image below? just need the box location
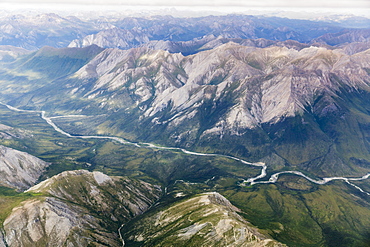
[121,192,284,247]
[220,179,370,247]
[0,104,260,186]
[0,45,369,246]
[11,45,104,80]
[0,105,99,178]
[1,97,370,246]
[0,186,44,224]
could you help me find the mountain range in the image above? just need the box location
[0,12,369,247]
[0,13,369,51]
[4,38,370,177]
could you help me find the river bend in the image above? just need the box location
[1,102,369,196]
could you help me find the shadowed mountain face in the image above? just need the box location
[2,42,370,178]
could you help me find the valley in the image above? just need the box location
[0,9,370,247]
[0,97,370,246]
[2,100,370,193]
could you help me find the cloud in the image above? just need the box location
[1,0,369,8]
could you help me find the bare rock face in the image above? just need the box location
[69,42,370,138]
[2,170,162,247]
[60,43,370,178]
[123,192,287,247]
[3,197,118,247]
[0,145,49,191]
[29,170,162,219]
[0,229,6,247]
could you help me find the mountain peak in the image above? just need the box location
[122,192,286,246]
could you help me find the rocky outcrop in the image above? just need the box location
[2,170,162,247]
[123,192,287,247]
[28,170,162,220]
[0,145,49,191]
[3,197,119,247]
[0,229,6,247]
[71,42,370,132]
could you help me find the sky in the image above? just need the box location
[0,0,369,18]
[0,0,369,8]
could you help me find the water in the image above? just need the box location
[1,101,369,195]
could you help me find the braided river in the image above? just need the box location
[1,102,369,196]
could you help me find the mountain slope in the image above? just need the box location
[223,179,370,247]
[1,43,370,178]
[28,43,370,176]
[1,170,162,247]
[0,13,370,247]
[313,29,370,46]
[0,145,49,191]
[122,192,286,247]
[12,44,104,80]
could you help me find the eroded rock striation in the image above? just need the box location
[123,192,286,247]
[2,170,162,247]
[0,145,49,191]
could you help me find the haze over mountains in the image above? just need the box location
[0,10,369,247]
[0,13,369,50]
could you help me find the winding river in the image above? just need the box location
[1,102,369,196]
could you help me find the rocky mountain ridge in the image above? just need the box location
[66,43,370,143]
[123,192,287,247]
[2,40,370,178]
[0,145,49,191]
[0,165,288,247]
[1,12,369,50]
[1,169,162,247]
[68,27,150,50]
[0,12,370,247]
[68,25,370,56]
